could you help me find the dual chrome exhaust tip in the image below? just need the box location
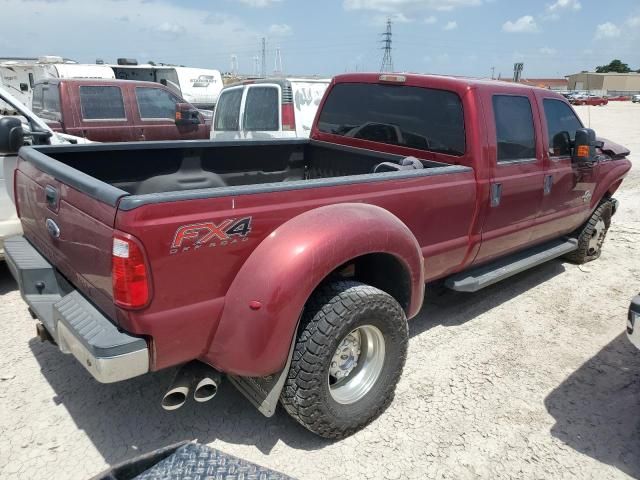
[161,361,222,411]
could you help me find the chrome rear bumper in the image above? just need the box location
[5,235,149,383]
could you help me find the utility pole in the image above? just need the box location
[274,47,283,76]
[261,37,266,77]
[380,18,394,73]
[491,66,495,80]
[253,56,260,77]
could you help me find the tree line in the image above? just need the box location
[595,59,640,74]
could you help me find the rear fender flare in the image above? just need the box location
[208,203,424,377]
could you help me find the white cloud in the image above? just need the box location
[156,22,185,35]
[237,0,283,7]
[539,46,556,55]
[424,15,437,24]
[443,20,457,30]
[0,0,259,70]
[502,15,538,33]
[595,22,621,39]
[268,23,292,36]
[343,0,482,14]
[627,16,640,28]
[546,0,581,13]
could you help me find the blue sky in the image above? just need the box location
[1,0,639,78]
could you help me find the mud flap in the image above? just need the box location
[228,341,295,417]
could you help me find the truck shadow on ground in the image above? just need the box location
[410,260,566,337]
[545,333,640,478]
[27,260,567,468]
[0,262,18,295]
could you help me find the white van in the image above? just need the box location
[211,78,330,140]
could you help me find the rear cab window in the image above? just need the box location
[135,87,180,120]
[31,84,62,122]
[316,83,465,156]
[213,87,243,131]
[79,85,126,120]
[243,85,280,131]
[492,95,536,163]
[542,99,583,157]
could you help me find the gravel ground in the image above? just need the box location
[0,102,639,480]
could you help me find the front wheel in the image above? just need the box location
[565,200,613,264]
[281,281,408,439]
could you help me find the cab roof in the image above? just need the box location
[332,72,562,97]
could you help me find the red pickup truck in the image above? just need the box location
[30,78,209,142]
[0,73,631,439]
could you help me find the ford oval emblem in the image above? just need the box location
[46,219,60,239]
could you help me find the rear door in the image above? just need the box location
[133,86,205,141]
[72,84,134,142]
[211,86,244,140]
[474,90,545,264]
[241,83,289,140]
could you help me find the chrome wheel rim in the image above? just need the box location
[328,325,386,405]
[588,219,606,255]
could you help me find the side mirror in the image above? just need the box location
[572,128,600,167]
[175,103,201,126]
[0,117,25,154]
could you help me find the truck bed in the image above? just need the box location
[21,139,462,208]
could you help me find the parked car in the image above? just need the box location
[1,73,631,439]
[632,94,640,103]
[211,78,330,140]
[30,78,209,142]
[605,95,630,102]
[570,94,608,106]
[0,86,89,258]
[628,295,640,349]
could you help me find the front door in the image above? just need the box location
[474,91,545,265]
[533,96,597,242]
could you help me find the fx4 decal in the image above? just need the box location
[170,217,252,254]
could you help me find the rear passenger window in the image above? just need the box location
[79,86,126,120]
[493,95,536,162]
[243,86,279,131]
[32,84,61,121]
[543,99,583,157]
[213,88,243,131]
[136,87,179,119]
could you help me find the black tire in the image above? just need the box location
[281,280,408,439]
[565,200,613,264]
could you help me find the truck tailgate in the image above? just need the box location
[14,147,128,319]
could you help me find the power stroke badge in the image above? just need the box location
[170,217,252,255]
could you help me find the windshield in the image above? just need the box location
[317,83,465,156]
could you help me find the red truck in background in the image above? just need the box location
[0,73,631,439]
[30,78,210,142]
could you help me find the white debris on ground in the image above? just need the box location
[0,102,639,480]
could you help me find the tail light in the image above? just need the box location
[112,233,150,309]
[281,103,295,131]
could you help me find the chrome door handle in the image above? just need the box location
[544,174,553,195]
[490,183,502,207]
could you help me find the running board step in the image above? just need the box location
[445,238,578,292]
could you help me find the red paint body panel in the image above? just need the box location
[43,78,209,142]
[15,73,633,378]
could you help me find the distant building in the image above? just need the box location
[566,72,640,94]
[499,78,568,91]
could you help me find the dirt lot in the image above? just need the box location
[0,102,639,480]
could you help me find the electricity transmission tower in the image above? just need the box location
[253,56,260,76]
[380,18,394,72]
[274,47,283,76]
[261,37,266,77]
[230,55,238,76]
